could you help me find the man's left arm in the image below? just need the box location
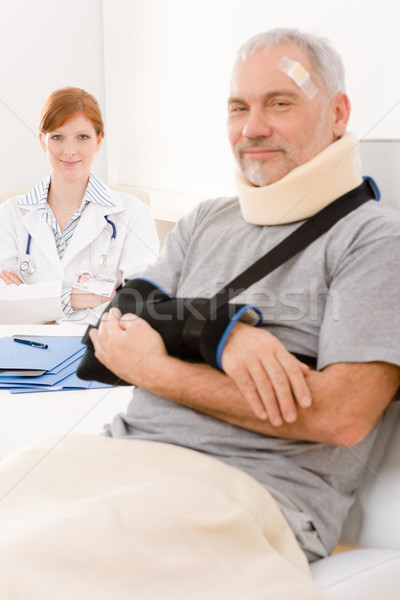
[89,310,400,447]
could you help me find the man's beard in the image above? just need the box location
[234,141,293,187]
[238,158,273,187]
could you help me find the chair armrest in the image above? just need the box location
[310,548,400,599]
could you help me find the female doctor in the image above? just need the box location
[0,87,159,324]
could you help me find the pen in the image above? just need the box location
[13,338,48,349]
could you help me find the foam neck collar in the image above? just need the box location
[235,132,363,225]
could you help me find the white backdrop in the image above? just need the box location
[103,0,400,204]
[1,1,400,207]
[0,0,107,194]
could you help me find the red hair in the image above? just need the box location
[39,87,104,136]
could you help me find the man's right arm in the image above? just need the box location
[90,311,400,447]
[147,353,400,448]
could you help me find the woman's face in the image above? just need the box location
[39,112,103,184]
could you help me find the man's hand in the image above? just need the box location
[221,322,312,425]
[89,307,167,385]
[0,270,23,285]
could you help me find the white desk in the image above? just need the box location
[0,324,134,458]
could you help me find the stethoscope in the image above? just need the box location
[19,215,117,277]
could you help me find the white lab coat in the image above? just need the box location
[0,178,159,325]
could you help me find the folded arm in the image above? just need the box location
[90,309,400,447]
[0,270,23,285]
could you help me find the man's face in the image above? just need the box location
[228,44,337,186]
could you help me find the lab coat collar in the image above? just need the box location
[21,211,63,278]
[17,173,117,209]
[20,197,126,278]
[60,202,122,268]
[18,176,126,276]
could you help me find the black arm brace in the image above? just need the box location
[77,277,262,385]
[77,178,379,385]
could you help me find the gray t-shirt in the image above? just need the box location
[106,196,400,560]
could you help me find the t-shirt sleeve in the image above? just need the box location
[137,203,203,296]
[317,233,400,370]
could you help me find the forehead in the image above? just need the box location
[230,43,316,97]
[50,112,95,132]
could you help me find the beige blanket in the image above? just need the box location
[0,434,325,599]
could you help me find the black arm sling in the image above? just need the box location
[77,177,379,385]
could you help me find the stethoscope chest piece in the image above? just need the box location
[19,256,36,276]
[19,233,36,276]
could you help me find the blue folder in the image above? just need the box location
[0,355,83,387]
[10,377,112,393]
[0,336,85,371]
[0,336,112,393]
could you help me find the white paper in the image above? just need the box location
[0,281,63,324]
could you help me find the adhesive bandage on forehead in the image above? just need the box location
[276,56,318,99]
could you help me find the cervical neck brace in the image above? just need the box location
[235,132,363,225]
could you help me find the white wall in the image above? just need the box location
[103,0,400,206]
[2,1,400,208]
[0,0,107,195]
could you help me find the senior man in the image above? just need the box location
[90,28,400,593]
[1,28,400,600]
[94,25,400,546]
